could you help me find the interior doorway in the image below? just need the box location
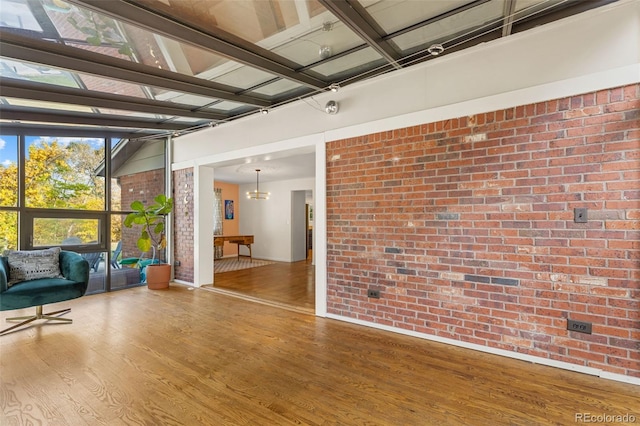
[209,185,315,312]
[190,137,326,315]
[201,145,321,313]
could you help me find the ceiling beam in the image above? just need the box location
[72,0,326,90]
[0,123,155,139]
[318,0,402,69]
[0,30,271,108]
[0,79,227,121]
[502,0,517,37]
[0,107,186,131]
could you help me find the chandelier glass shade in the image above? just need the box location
[246,169,270,200]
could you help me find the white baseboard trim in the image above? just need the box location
[325,314,640,386]
[172,279,196,286]
[256,256,290,262]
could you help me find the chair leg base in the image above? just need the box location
[1,306,72,335]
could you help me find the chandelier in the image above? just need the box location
[246,169,270,200]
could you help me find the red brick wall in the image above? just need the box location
[119,169,166,261]
[326,84,640,378]
[173,168,194,282]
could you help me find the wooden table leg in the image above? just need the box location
[232,241,252,262]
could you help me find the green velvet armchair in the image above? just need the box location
[0,250,90,335]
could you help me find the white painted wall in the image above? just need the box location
[194,166,214,286]
[291,190,307,262]
[173,0,639,164]
[238,178,315,262]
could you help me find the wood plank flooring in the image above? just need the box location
[208,258,315,313]
[1,285,638,425]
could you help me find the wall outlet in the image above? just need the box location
[367,289,381,299]
[574,208,588,223]
[174,260,181,266]
[567,319,592,334]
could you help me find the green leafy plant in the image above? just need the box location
[124,194,173,262]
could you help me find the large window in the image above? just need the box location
[25,136,105,210]
[112,138,167,263]
[0,132,167,293]
[0,135,18,253]
[30,216,102,247]
[0,134,18,207]
[0,211,17,254]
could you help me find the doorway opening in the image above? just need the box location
[199,145,321,313]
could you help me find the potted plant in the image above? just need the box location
[124,194,173,289]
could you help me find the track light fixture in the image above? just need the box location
[329,83,340,93]
[325,100,339,115]
[319,21,334,59]
[260,108,269,115]
[319,45,332,59]
[427,43,444,56]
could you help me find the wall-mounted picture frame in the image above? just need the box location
[224,200,234,220]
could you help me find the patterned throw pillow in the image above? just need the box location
[7,247,63,287]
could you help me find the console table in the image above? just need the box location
[214,235,254,261]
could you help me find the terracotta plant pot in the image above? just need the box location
[145,264,171,290]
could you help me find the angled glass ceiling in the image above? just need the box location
[0,0,618,139]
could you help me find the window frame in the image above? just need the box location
[21,209,109,253]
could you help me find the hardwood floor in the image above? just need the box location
[1,285,638,425]
[208,258,315,313]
